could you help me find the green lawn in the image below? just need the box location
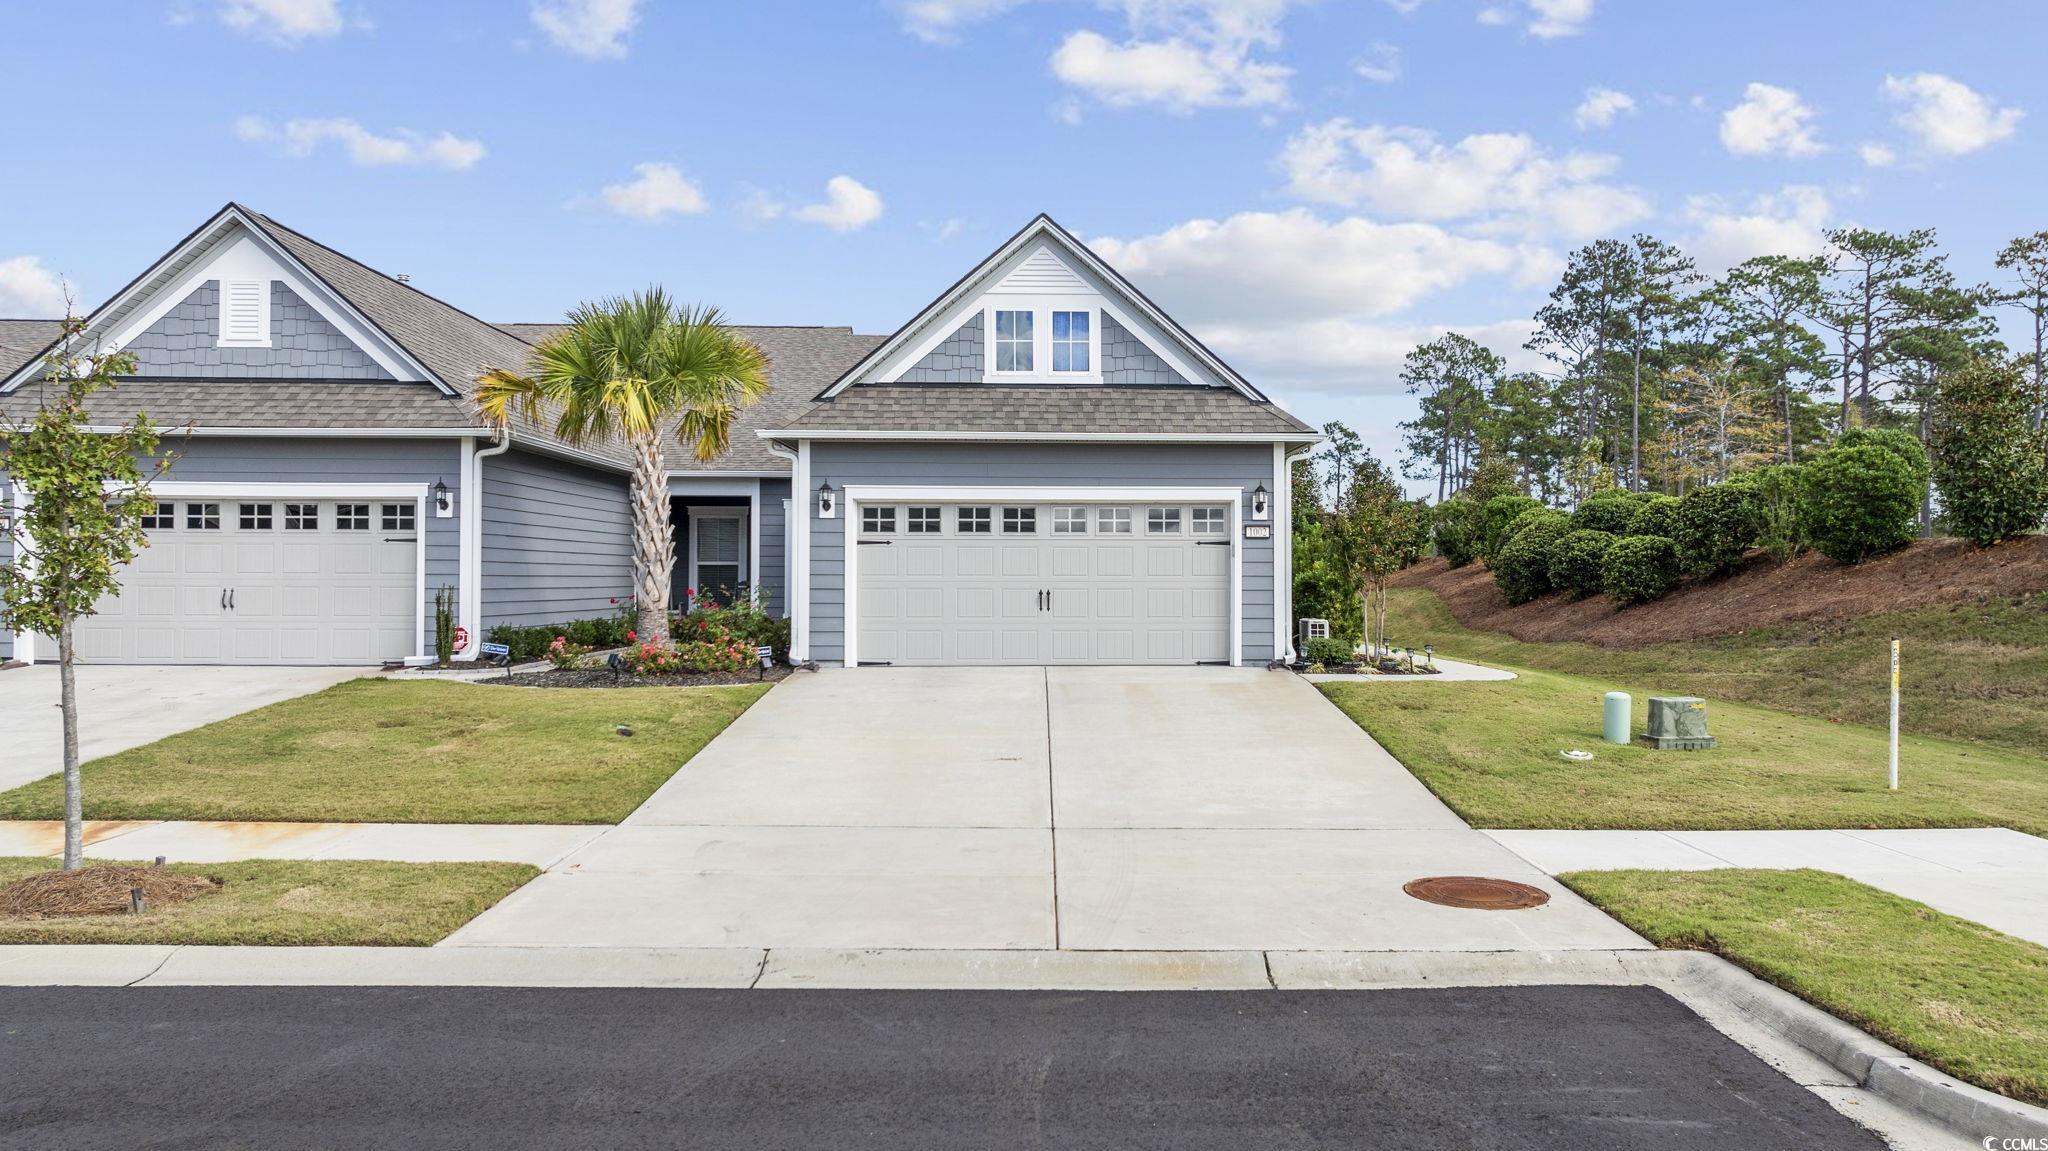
[1385,586,2048,757]
[0,679,768,824]
[1562,868,2048,1106]
[0,857,538,946]
[1319,665,2048,834]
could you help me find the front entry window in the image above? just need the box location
[691,512,745,608]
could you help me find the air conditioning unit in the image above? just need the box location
[1641,696,1717,750]
[1299,618,1330,648]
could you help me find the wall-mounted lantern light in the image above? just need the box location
[1251,482,1270,521]
[816,479,838,519]
[432,479,453,518]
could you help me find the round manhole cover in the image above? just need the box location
[1402,876,1551,910]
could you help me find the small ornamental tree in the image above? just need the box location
[1929,357,2048,545]
[1342,455,1427,655]
[0,321,160,870]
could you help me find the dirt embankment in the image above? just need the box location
[1393,534,2048,647]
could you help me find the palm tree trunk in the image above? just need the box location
[629,430,675,645]
[60,612,81,871]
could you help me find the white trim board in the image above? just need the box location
[839,484,1244,670]
[758,429,1318,444]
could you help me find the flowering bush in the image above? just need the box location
[619,642,684,676]
[545,635,591,670]
[679,638,752,675]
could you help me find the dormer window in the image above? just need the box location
[993,310,1034,372]
[219,278,271,347]
[1052,310,1090,373]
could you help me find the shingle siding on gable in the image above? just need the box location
[1101,313,1189,386]
[122,280,397,380]
[898,313,983,382]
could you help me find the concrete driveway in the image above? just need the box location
[0,664,371,790]
[450,667,1644,953]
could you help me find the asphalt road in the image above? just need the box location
[0,984,1885,1150]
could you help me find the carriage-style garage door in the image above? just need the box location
[72,496,420,665]
[853,500,1232,666]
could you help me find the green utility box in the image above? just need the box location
[1640,696,1716,750]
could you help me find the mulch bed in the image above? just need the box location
[475,664,795,689]
[1394,534,2048,649]
[1300,660,1442,676]
[0,865,219,919]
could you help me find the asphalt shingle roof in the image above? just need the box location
[774,385,1317,437]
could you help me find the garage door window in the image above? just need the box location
[284,503,319,530]
[1147,507,1182,535]
[907,506,941,533]
[185,503,220,530]
[1053,506,1088,534]
[1098,507,1132,534]
[861,505,896,534]
[336,504,370,530]
[238,503,273,530]
[141,501,175,530]
[1002,507,1037,534]
[1192,507,1226,535]
[959,506,992,533]
[381,504,416,532]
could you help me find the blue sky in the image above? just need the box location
[2,1,2041,485]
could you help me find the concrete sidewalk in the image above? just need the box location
[0,820,603,870]
[1488,828,2048,947]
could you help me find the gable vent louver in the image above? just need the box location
[219,278,269,346]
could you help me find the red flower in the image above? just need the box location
[685,587,696,597]
[626,631,637,641]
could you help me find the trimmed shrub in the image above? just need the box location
[1602,535,1681,605]
[1571,490,1639,535]
[486,612,636,661]
[1493,510,1572,605]
[1726,464,1807,562]
[1673,483,1764,575]
[1548,529,1618,599]
[1626,494,1681,539]
[1929,357,2048,546]
[1838,426,1933,488]
[1432,497,1485,568]
[1304,635,1354,666]
[1798,444,1925,564]
[1480,495,1544,562]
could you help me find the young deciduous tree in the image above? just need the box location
[1929,357,2048,545]
[0,320,161,870]
[1340,454,1425,657]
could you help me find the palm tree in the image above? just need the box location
[476,289,767,645]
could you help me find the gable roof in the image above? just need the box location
[777,385,1315,438]
[816,214,1268,404]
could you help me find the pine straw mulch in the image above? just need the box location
[1393,534,2048,648]
[474,664,794,689]
[0,865,221,919]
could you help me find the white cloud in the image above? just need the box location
[1881,72,2022,156]
[922,217,967,241]
[794,176,886,232]
[1278,118,1651,240]
[1681,184,1831,273]
[1573,86,1634,130]
[219,0,343,43]
[0,256,70,317]
[895,0,1027,43]
[234,116,486,170]
[1859,141,1896,168]
[1050,27,1290,111]
[1353,41,1401,84]
[531,0,640,59]
[594,163,707,220]
[1479,0,1592,37]
[1719,82,1823,157]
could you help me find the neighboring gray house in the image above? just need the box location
[1,206,1317,668]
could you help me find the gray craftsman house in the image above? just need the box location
[1,206,1317,668]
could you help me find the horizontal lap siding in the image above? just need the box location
[759,478,790,616]
[481,449,633,629]
[806,442,1277,663]
[0,484,12,659]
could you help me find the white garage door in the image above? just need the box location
[855,501,1231,666]
[74,497,419,665]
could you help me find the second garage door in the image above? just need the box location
[72,496,420,665]
[854,501,1231,666]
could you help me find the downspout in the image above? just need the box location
[454,430,512,662]
[1277,442,1319,664]
[766,439,806,662]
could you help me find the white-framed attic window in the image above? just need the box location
[983,300,1100,383]
[218,278,271,347]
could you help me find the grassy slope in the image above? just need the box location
[0,679,769,824]
[1319,667,2048,834]
[1563,868,2048,1106]
[0,857,538,946]
[1385,586,2048,756]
